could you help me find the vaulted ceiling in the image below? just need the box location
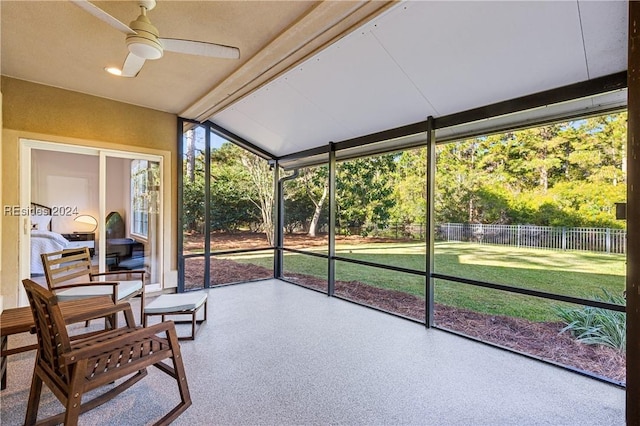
[1,1,629,159]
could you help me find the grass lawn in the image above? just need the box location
[223,241,626,322]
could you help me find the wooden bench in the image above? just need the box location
[143,293,208,340]
[0,296,117,390]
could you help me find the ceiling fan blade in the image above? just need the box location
[70,0,136,35]
[159,38,240,59]
[121,53,146,77]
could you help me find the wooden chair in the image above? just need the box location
[41,247,145,324]
[22,279,191,426]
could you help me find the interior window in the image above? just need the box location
[131,160,159,237]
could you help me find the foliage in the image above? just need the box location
[240,151,275,245]
[390,148,427,224]
[182,175,206,233]
[554,289,626,351]
[183,112,627,245]
[336,154,397,235]
[284,167,329,236]
[434,113,627,227]
[283,192,315,233]
[182,128,207,232]
[182,132,264,236]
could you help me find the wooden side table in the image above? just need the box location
[62,232,96,256]
[0,296,116,390]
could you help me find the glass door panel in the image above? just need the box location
[104,155,162,288]
[181,124,207,289]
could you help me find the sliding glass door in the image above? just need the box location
[103,153,163,289]
[20,139,165,305]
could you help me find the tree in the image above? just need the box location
[182,128,206,233]
[185,128,196,183]
[336,155,397,235]
[182,172,205,233]
[184,112,628,239]
[300,166,328,237]
[435,140,485,223]
[209,143,259,232]
[506,124,568,192]
[564,113,627,186]
[390,148,426,224]
[432,112,627,227]
[240,152,275,245]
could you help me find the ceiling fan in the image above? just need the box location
[71,0,240,77]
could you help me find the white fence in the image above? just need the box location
[336,222,626,254]
[437,223,627,254]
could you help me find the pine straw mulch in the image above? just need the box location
[183,257,626,383]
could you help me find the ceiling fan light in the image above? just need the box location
[105,66,123,76]
[127,39,163,60]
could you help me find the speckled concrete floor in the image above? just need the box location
[1,279,625,425]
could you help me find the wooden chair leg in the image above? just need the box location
[154,328,192,425]
[191,311,196,340]
[64,360,88,426]
[170,333,191,406]
[24,369,44,426]
[139,290,145,325]
[1,335,7,391]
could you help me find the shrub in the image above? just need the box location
[554,289,626,352]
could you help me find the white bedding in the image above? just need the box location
[31,230,69,275]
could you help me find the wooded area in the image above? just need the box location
[182,112,627,240]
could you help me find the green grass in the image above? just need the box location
[222,242,626,322]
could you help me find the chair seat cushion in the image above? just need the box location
[145,293,207,314]
[55,280,143,301]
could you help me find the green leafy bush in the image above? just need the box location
[554,289,626,352]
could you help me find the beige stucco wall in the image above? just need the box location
[1,76,178,309]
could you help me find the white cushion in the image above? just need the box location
[144,293,207,314]
[55,280,143,301]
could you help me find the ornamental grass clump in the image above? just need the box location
[554,289,626,352]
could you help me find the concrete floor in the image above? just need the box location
[1,279,625,425]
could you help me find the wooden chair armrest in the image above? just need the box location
[61,321,178,363]
[53,282,119,292]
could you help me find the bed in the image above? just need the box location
[30,203,69,275]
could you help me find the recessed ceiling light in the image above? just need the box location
[105,67,122,76]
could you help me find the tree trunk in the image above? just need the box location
[186,129,195,183]
[241,155,274,246]
[539,167,548,192]
[308,184,328,237]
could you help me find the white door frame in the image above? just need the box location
[19,139,164,305]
